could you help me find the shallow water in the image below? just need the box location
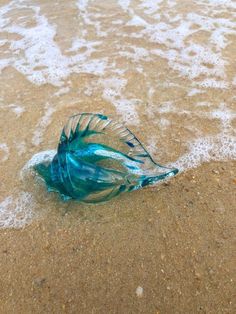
[0,0,235,228]
[0,2,236,313]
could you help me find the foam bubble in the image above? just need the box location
[0,143,9,162]
[6,150,57,230]
[111,20,123,25]
[127,16,147,27]
[136,286,144,297]
[210,103,236,129]
[0,39,7,47]
[9,104,25,117]
[119,45,151,62]
[197,79,229,89]
[196,101,211,107]
[172,134,236,171]
[0,192,35,229]
[153,101,235,132]
[100,77,140,124]
[54,87,70,97]
[67,38,102,53]
[15,141,27,156]
[138,0,163,15]
[21,149,56,179]
[83,86,93,96]
[77,0,89,12]
[32,103,56,146]
[233,76,236,86]
[188,89,204,96]
[0,103,25,117]
[197,0,236,9]
[1,0,234,92]
[0,1,107,86]
[112,98,140,124]
[118,0,131,12]
[76,0,108,37]
[135,8,235,88]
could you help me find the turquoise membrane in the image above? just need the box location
[34,113,178,203]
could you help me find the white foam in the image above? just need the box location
[118,0,131,12]
[210,103,236,129]
[148,100,236,171]
[32,103,56,146]
[233,76,236,86]
[14,151,55,232]
[146,135,159,156]
[188,88,205,96]
[112,98,140,124]
[197,79,229,89]
[83,86,93,96]
[100,77,140,124]
[135,8,235,88]
[15,141,27,156]
[0,39,7,47]
[136,286,144,297]
[0,192,35,229]
[153,101,235,132]
[159,118,170,128]
[0,0,234,90]
[0,1,107,86]
[172,134,236,171]
[21,149,56,176]
[127,16,147,27]
[77,0,89,12]
[0,103,25,117]
[9,104,25,117]
[197,0,236,9]
[0,143,9,162]
[119,46,151,62]
[138,0,163,15]
[76,0,107,37]
[67,38,101,53]
[196,101,211,107]
[157,101,174,114]
[111,20,123,25]
[54,86,70,97]
[20,149,56,186]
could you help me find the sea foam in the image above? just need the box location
[172,134,236,171]
[0,0,235,230]
[0,1,107,86]
[0,192,35,229]
[0,143,9,162]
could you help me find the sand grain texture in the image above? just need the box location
[0,162,235,313]
[0,0,235,313]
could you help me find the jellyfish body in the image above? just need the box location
[34,113,178,203]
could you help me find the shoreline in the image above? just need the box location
[0,0,235,312]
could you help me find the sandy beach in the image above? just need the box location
[0,161,235,313]
[0,0,235,313]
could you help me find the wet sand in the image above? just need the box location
[0,0,236,313]
[0,161,235,313]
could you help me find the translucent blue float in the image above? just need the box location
[34,113,178,203]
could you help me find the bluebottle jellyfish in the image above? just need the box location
[34,113,178,203]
